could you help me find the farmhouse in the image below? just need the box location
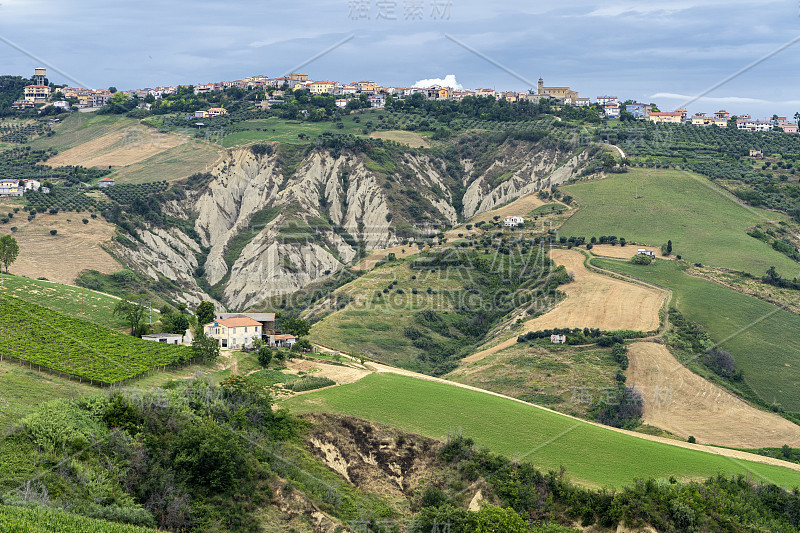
[204,316,262,349]
[504,216,524,227]
[141,333,183,345]
[637,248,655,258]
[270,334,297,349]
[98,177,115,187]
[216,312,276,337]
[23,179,41,191]
[550,334,566,344]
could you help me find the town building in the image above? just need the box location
[625,103,650,118]
[204,316,263,349]
[604,103,620,118]
[0,179,23,197]
[596,96,618,107]
[24,85,51,103]
[309,80,336,94]
[537,78,579,104]
[648,112,683,124]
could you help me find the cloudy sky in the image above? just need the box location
[2,0,799,117]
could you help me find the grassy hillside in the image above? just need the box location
[108,141,222,184]
[310,246,568,374]
[561,168,800,277]
[0,274,125,329]
[283,373,800,489]
[0,504,161,533]
[221,115,369,147]
[0,294,191,384]
[593,258,800,412]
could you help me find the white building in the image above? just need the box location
[204,317,262,349]
[23,179,41,191]
[637,248,655,258]
[550,334,567,344]
[141,333,184,345]
[503,216,525,227]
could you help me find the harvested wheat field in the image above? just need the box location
[590,244,672,260]
[467,194,558,226]
[368,130,429,148]
[352,243,429,271]
[464,249,666,363]
[46,124,186,169]
[8,213,119,284]
[627,342,800,448]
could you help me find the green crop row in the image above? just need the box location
[0,294,192,384]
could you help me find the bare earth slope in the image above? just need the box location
[464,249,666,363]
[628,342,800,448]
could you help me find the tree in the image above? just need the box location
[667,240,672,255]
[257,346,273,367]
[291,338,312,352]
[0,234,19,273]
[114,294,147,336]
[192,331,220,362]
[196,301,215,327]
[161,307,190,335]
[281,316,310,337]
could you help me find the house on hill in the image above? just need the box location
[98,177,115,187]
[503,216,524,227]
[550,334,566,344]
[204,316,262,349]
[270,334,297,349]
[216,312,275,336]
[637,248,655,258]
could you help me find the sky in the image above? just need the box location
[1,0,799,117]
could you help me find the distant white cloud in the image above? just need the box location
[413,75,462,90]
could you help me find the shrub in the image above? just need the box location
[258,346,273,367]
[82,218,89,224]
[630,254,653,265]
[50,229,57,236]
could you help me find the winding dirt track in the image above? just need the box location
[463,249,667,363]
[628,342,800,448]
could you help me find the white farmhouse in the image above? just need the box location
[550,334,567,344]
[637,248,655,258]
[203,317,262,349]
[503,216,525,227]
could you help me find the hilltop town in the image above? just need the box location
[9,68,800,133]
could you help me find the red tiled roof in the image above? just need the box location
[216,317,262,328]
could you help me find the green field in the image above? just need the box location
[109,141,222,184]
[0,274,125,329]
[561,169,800,277]
[222,115,377,147]
[593,258,800,411]
[283,373,800,489]
[0,361,95,432]
[28,113,135,152]
[0,504,160,533]
[0,294,192,384]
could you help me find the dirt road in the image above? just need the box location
[463,249,667,363]
[628,342,800,448]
